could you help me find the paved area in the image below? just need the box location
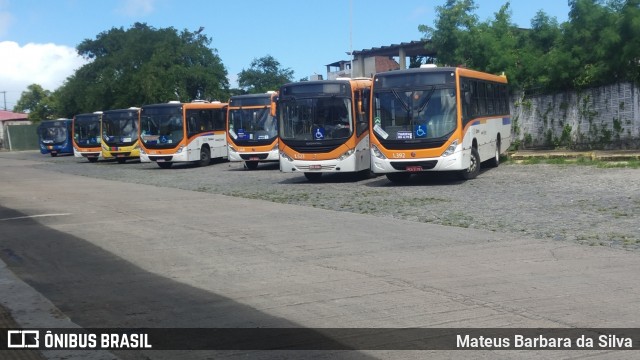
[0,154,639,359]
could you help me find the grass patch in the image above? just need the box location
[514,156,640,168]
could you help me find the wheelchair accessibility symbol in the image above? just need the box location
[414,124,427,138]
[313,127,325,140]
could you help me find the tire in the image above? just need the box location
[386,172,411,183]
[88,157,98,163]
[304,172,323,182]
[245,161,259,170]
[117,158,127,164]
[460,148,480,180]
[487,139,501,168]
[50,153,57,157]
[198,146,211,167]
[157,162,173,169]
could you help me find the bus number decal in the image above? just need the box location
[294,154,305,159]
[392,153,406,159]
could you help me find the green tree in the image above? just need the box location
[13,84,56,121]
[237,55,294,94]
[418,0,478,67]
[54,23,229,117]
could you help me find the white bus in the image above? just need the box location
[227,92,279,170]
[370,66,511,182]
[139,101,228,169]
[277,78,372,181]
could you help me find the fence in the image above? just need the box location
[3,124,39,151]
[510,83,640,150]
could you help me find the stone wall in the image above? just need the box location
[510,83,640,149]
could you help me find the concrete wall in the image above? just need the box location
[510,83,640,149]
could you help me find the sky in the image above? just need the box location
[0,0,570,111]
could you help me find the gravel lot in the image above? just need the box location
[4,150,640,251]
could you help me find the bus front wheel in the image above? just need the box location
[88,157,98,163]
[157,162,173,169]
[460,148,480,180]
[245,161,259,170]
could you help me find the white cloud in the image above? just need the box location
[117,0,156,17]
[0,41,89,108]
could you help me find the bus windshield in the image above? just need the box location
[102,111,138,146]
[279,97,352,141]
[139,106,184,148]
[228,107,277,141]
[74,115,101,146]
[372,87,457,141]
[39,122,68,144]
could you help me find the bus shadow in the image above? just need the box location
[0,205,376,357]
[226,162,280,172]
[365,170,487,187]
[277,171,375,185]
[138,158,230,170]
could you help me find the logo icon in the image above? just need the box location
[7,330,39,348]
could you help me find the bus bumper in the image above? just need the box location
[371,148,467,173]
[229,148,279,163]
[280,152,359,173]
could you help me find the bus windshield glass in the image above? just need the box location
[279,97,353,141]
[74,115,101,146]
[139,106,184,148]
[228,107,277,141]
[39,122,68,144]
[102,111,138,146]
[372,86,457,141]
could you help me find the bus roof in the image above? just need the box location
[374,66,507,84]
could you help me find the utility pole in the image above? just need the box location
[0,91,6,110]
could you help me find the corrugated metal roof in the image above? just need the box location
[0,110,28,121]
[352,40,435,57]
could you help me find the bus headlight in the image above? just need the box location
[176,145,184,154]
[441,139,458,157]
[337,149,354,161]
[139,147,146,154]
[371,144,386,159]
[280,151,293,162]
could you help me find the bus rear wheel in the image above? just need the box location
[460,148,480,180]
[157,162,173,169]
[487,138,501,168]
[386,172,411,183]
[245,161,259,170]
[198,146,211,167]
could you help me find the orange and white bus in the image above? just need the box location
[369,65,511,182]
[277,78,372,181]
[73,111,103,162]
[101,107,141,163]
[227,92,278,170]
[139,100,228,169]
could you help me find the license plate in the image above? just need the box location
[116,154,124,158]
[405,165,422,172]
[249,156,259,161]
[309,164,322,170]
[156,158,165,162]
